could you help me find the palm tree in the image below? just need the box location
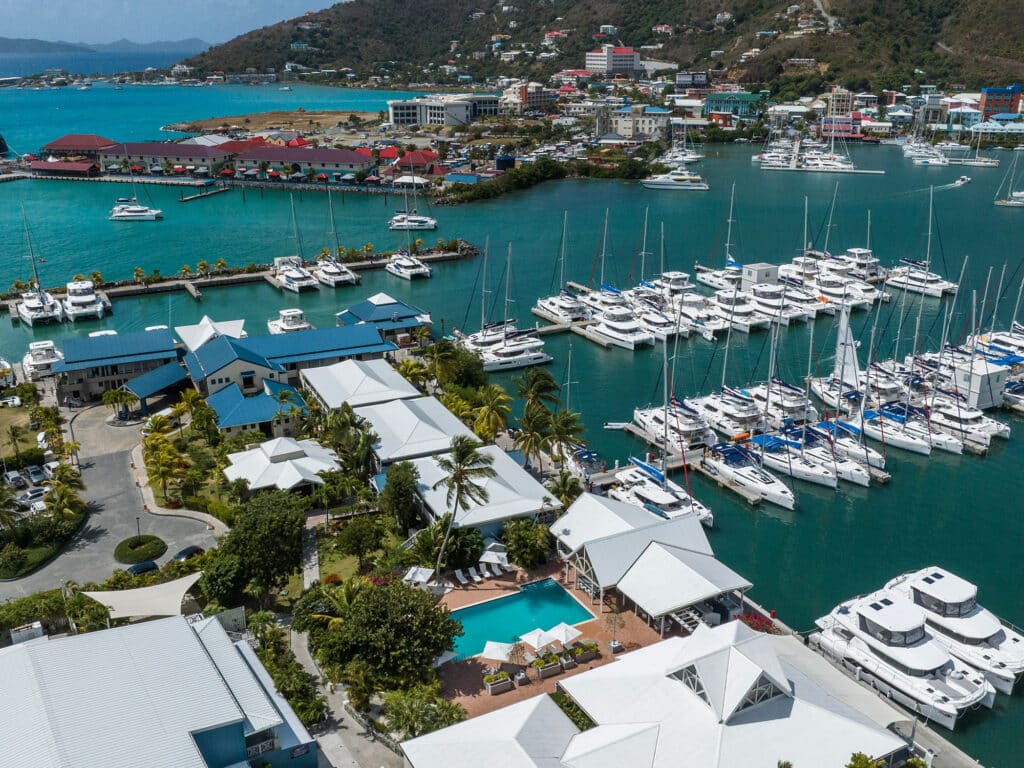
[178,264,193,279]
[170,402,189,437]
[196,260,210,277]
[177,389,204,419]
[422,340,457,386]
[44,482,87,518]
[145,440,188,501]
[514,404,552,472]
[133,266,146,284]
[343,428,378,482]
[547,470,583,507]
[440,392,474,426]
[309,576,371,631]
[62,440,81,467]
[6,424,24,461]
[90,271,104,286]
[144,414,171,435]
[50,464,84,490]
[515,367,561,412]
[548,409,587,463]
[472,383,512,441]
[431,435,496,581]
[0,483,19,535]
[396,359,429,387]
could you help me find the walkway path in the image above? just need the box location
[302,528,321,590]
[130,444,230,535]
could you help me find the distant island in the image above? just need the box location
[0,36,209,55]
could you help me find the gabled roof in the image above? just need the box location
[337,292,431,327]
[30,160,98,172]
[112,142,232,159]
[392,149,439,167]
[561,723,660,768]
[300,358,419,408]
[355,396,475,463]
[207,380,304,429]
[550,493,661,555]
[54,329,177,373]
[242,325,396,365]
[223,437,339,490]
[175,315,247,352]
[183,335,282,381]
[42,133,118,151]
[237,146,372,165]
[124,360,189,400]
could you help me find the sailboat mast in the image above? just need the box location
[866,210,871,250]
[21,205,42,290]
[822,183,839,256]
[659,222,666,276]
[564,343,573,411]
[724,184,735,263]
[988,263,1006,335]
[599,209,609,285]
[721,286,736,390]
[559,212,568,289]
[480,237,489,331]
[327,184,340,253]
[290,194,303,261]
[661,331,670,486]
[503,243,513,337]
[1010,274,1024,329]
[802,196,809,254]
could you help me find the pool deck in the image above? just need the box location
[438,562,682,718]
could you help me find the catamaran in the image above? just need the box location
[22,340,63,380]
[385,252,432,280]
[313,259,360,287]
[701,443,795,510]
[61,279,105,321]
[535,212,590,324]
[267,308,314,334]
[609,457,713,528]
[15,207,62,327]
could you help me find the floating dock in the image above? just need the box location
[692,457,763,506]
[179,185,231,203]
[183,283,202,301]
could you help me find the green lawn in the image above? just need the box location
[0,406,35,454]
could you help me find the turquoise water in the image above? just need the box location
[450,578,594,658]
[1,86,1023,763]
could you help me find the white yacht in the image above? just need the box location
[860,408,932,456]
[16,290,63,326]
[61,280,105,321]
[675,293,730,340]
[813,590,996,730]
[22,341,63,380]
[748,283,811,325]
[777,425,871,487]
[633,400,717,453]
[927,397,1010,448]
[784,283,835,316]
[875,403,964,454]
[641,170,709,190]
[584,306,655,350]
[579,285,629,314]
[709,290,771,333]
[886,567,1024,695]
[535,290,590,324]
[886,260,958,298]
[385,253,432,280]
[691,386,768,438]
[313,259,360,287]
[109,202,163,221]
[815,419,887,469]
[648,271,696,297]
[694,267,741,291]
[267,308,314,334]
[387,211,437,231]
[276,259,319,292]
[747,378,819,428]
[701,443,795,510]
[830,247,888,283]
[480,338,552,372]
[747,434,838,488]
[458,320,520,353]
[609,458,713,528]
[635,303,688,341]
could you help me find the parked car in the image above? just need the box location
[25,465,46,485]
[16,487,48,509]
[0,395,22,407]
[3,471,26,489]
[42,461,62,480]
[65,396,84,408]
[29,500,48,516]
[171,545,205,563]
[126,561,159,576]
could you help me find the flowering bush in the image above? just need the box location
[739,613,782,635]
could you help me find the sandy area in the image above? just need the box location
[165,109,379,133]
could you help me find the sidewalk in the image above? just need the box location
[302,527,321,590]
[130,444,231,536]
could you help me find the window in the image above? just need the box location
[734,673,785,714]
[671,664,710,705]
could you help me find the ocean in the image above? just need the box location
[0,83,1021,764]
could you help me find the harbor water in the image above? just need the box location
[2,84,1022,765]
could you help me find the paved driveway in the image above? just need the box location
[0,406,218,599]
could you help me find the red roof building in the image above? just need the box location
[41,134,117,158]
[237,146,374,172]
[377,146,401,160]
[30,160,99,176]
[392,149,439,172]
[216,138,266,155]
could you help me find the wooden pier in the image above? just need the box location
[179,185,231,203]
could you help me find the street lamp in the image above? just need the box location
[135,516,141,546]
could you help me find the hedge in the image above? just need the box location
[114,535,168,564]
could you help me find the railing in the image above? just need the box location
[245,738,278,759]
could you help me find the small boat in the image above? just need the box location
[385,252,432,280]
[953,175,971,187]
[267,308,314,334]
[88,330,117,337]
[641,170,709,190]
[388,211,437,231]
[700,443,795,510]
[279,86,293,91]
[22,341,63,381]
[109,203,163,221]
[313,259,360,287]
[887,260,959,297]
[62,280,105,321]
[276,259,319,292]
[583,306,655,350]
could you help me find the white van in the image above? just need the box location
[141,406,180,435]
[42,461,62,481]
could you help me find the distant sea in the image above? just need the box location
[0,50,196,78]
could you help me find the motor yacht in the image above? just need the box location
[694,267,741,291]
[584,306,655,350]
[385,253,432,280]
[701,443,795,509]
[748,283,811,325]
[313,259,360,287]
[886,567,1024,695]
[61,280,105,321]
[635,303,688,341]
[829,247,888,283]
[641,170,709,190]
[709,290,771,333]
[579,285,629,314]
[691,386,768,438]
[109,202,163,221]
[648,270,696,297]
[480,337,552,372]
[267,308,314,334]
[609,458,713,528]
[886,260,958,298]
[633,400,717,453]
[16,290,63,326]
[927,397,1010,447]
[747,378,819,428]
[810,273,873,310]
[387,211,437,230]
[276,258,319,292]
[747,434,838,488]
[21,341,63,380]
[675,293,729,340]
[784,283,835,316]
[534,290,590,324]
[813,590,995,730]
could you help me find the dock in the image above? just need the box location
[183,283,202,301]
[179,185,231,203]
[95,291,113,312]
[868,465,891,485]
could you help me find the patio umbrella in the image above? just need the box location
[519,628,552,649]
[402,566,435,585]
[480,640,515,663]
[544,622,582,647]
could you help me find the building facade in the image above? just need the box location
[54,329,179,403]
[387,94,500,126]
[978,83,1022,120]
[584,45,641,76]
[611,105,671,139]
[703,91,762,119]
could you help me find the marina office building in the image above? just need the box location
[54,328,180,404]
[387,93,500,126]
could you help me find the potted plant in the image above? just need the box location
[571,641,599,663]
[483,670,514,695]
[531,653,562,680]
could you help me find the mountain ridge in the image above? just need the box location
[0,37,210,56]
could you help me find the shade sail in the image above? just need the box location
[480,640,516,662]
[82,572,202,619]
[544,622,582,647]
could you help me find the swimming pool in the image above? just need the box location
[450,578,594,659]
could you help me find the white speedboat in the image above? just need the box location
[535,290,590,324]
[16,290,63,326]
[609,458,713,528]
[953,175,971,187]
[701,443,795,510]
[886,260,958,298]
[748,284,811,325]
[641,170,709,190]
[747,434,838,488]
[22,340,63,380]
[109,202,163,221]
[388,211,437,230]
[813,590,995,730]
[691,386,768,438]
[709,290,771,333]
[633,399,717,454]
[267,308,314,334]
[313,259,360,287]
[584,306,655,350]
[385,253,432,280]
[276,259,319,292]
[886,567,1024,695]
[61,280,105,321]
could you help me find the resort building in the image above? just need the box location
[54,328,179,403]
[411,445,558,535]
[206,379,306,437]
[386,93,500,127]
[223,436,339,491]
[584,45,641,77]
[39,133,117,159]
[175,315,248,354]
[703,91,762,119]
[97,142,232,173]
[336,292,432,344]
[235,146,374,174]
[300,358,419,410]
[354,396,475,466]
[610,104,671,139]
[0,614,317,768]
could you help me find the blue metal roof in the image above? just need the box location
[53,349,178,374]
[54,329,177,372]
[242,325,391,361]
[207,381,305,429]
[271,341,397,365]
[124,361,189,399]
[337,295,428,325]
[182,335,285,381]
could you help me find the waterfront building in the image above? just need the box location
[387,93,500,127]
[29,159,100,176]
[300,358,419,410]
[611,104,671,139]
[236,146,373,174]
[978,83,1022,120]
[703,91,762,119]
[54,328,178,403]
[207,379,306,437]
[411,444,558,536]
[0,615,318,768]
[97,142,232,174]
[584,45,641,77]
[336,292,432,344]
[354,396,475,466]
[223,436,339,491]
[39,133,117,160]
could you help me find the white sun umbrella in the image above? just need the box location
[480,640,516,663]
[545,622,582,647]
[519,628,553,650]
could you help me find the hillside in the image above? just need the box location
[0,37,90,54]
[183,0,1024,90]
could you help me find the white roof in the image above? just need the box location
[175,315,247,352]
[300,358,419,408]
[905,566,977,604]
[82,572,202,619]
[355,396,475,463]
[615,543,752,618]
[412,445,556,527]
[0,616,246,768]
[853,591,924,632]
[224,436,339,490]
[550,493,662,554]
[403,694,579,768]
[561,723,660,768]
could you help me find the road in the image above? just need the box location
[813,0,839,30]
[0,406,218,599]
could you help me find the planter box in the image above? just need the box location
[485,678,514,695]
[573,649,598,664]
[608,639,624,654]
[533,661,562,680]
[559,657,576,671]
[514,672,530,686]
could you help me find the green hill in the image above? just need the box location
[182,0,1024,91]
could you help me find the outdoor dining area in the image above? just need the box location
[477,622,601,695]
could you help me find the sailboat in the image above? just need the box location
[109,166,162,221]
[887,188,959,297]
[477,244,551,372]
[535,212,590,324]
[313,184,360,287]
[15,206,62,326]
[274,195,319,292]
[695,184,742,290]
[994,152,1024,207]
[388,157,437,229]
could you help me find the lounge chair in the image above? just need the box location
[523,650,537,664]
[479,562,497,578]
[454,569,469,586]
[467,566,483,583]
